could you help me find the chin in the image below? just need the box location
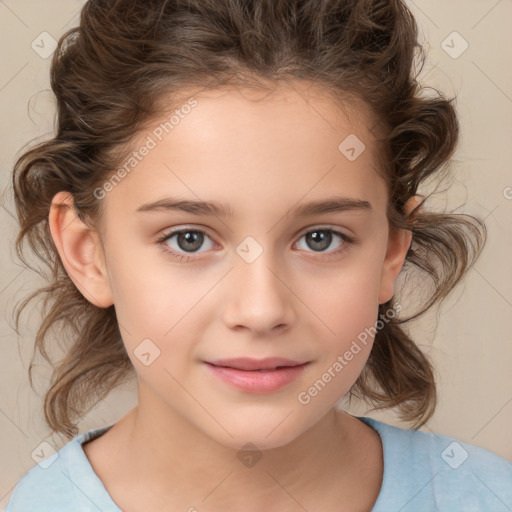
[201,414,307,453]
[215,430,301,453]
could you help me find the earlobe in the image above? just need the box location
[378,195,423,304]
[48,191,114,308]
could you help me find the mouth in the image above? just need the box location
[204,357,309,371]
[203,358,311,393]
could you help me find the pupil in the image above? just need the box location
[307,230,331,251]
[178,231,203,252]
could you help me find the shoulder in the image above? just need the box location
[357,416,512,512]
[5,425,120,512]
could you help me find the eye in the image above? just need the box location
[294,228,355,259]
[156,226,355,263]
[157,228,215,261]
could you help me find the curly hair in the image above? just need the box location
[10,0,486,439]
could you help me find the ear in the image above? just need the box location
[378,195,424,304]
[48,191,114,308]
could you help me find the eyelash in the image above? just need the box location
[156,226,356,263]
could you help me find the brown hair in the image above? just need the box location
[9,0,486,438]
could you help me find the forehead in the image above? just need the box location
[162,80,378,153]
[101,81,387,221]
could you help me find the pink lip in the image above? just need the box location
[204,358,310,393]
[206,357,307,370]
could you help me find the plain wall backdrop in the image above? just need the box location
[1,0,511,507]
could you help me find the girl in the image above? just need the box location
[5,0,512,510]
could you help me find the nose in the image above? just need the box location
[221,247,297,335]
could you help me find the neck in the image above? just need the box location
[99,386,380,511]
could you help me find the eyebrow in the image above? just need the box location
[136,196,372,217]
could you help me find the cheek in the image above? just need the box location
[300,303,379,409]
[105,240,178,318]
[104,245,215,361]
[298,257,382,388]
[307,258,382,334]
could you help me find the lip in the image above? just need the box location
[206,357,308,370]
[203,358,310,393]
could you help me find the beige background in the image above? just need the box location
[1,0,511,507]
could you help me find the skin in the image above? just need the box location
[49,80,422,511]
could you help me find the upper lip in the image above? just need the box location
[205,357,308,371]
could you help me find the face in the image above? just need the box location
[54,81,412,451]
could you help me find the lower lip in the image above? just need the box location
[204,362,309,393]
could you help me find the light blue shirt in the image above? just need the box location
[5,416,512,511]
